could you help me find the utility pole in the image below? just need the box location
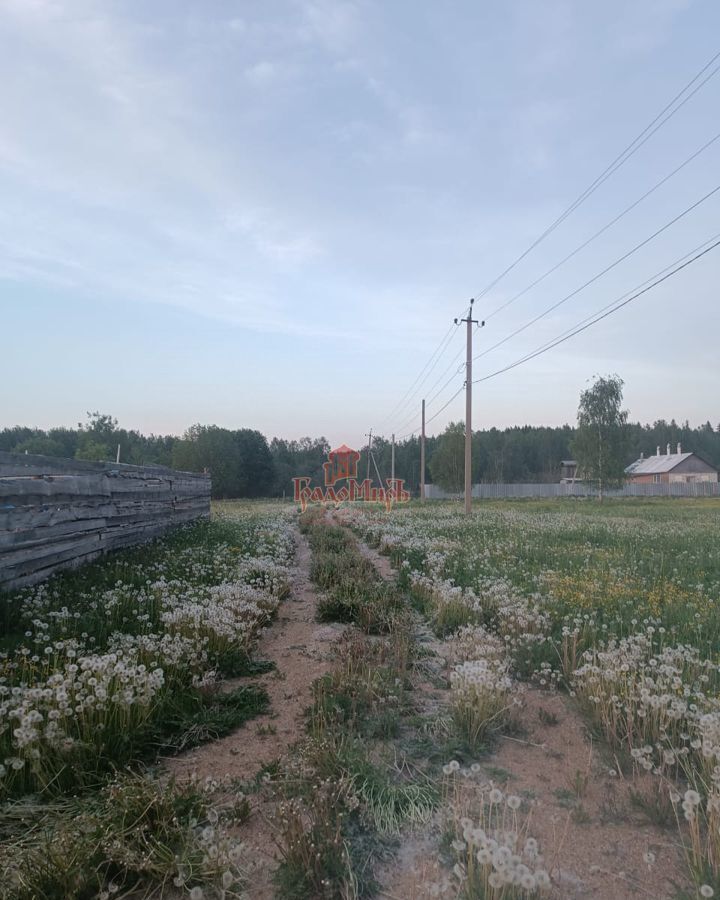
[116,443,121,464]
[391,433,395,485]
[370,446,384,488]
[365,429,372,482]
[455,301,481,516]
[420,399,426,502]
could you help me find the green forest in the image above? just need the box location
[1,411,718,498]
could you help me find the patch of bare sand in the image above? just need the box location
[164,525,343,898]
[483,688,687,899]
[353,532,396,581]
[380,687,688,900]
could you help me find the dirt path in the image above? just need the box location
[351,528,395,580]
[343,528,689,900]
[165,524,343,897]
[476,688,687,899]
[380,687,688,899]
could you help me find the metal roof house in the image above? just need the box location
[625,443,718,484]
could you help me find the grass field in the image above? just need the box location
[345,497,720,896]
[0,502,294,898]
[1,496,719,899]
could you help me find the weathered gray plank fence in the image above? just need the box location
[0,451,211,591]
[423,481,720,499]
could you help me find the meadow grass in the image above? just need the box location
[273,511,437,898]
[1,770,250,899]
[343,497,720,896]
[0,502,294,898]
[0,506,293,798]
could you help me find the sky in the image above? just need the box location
[1,0,719,448]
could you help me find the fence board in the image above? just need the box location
[0,453,211,591]
[423,482,720,499]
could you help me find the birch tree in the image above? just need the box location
[572,375,629,500]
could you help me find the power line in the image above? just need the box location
[428,350,465,403]
[396,377,462,438]
[426,384,464,425]
[374,300,471,432]
[474,48,720,305]
[484,128,720,322]
[380,319,465,433]
[382,324,456,426]
[389,50,720,444]
[397,324,478,438]
[394,405,423,437]
[398,383,466,440]
[398,370,466,437]
[473,181,720,363]
[397,232,720,441]
[378,321,456,427]
[472,236,720,385]
[518,230,720,354]
[422,315,488,408]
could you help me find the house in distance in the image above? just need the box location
[560,459,580,483]
[625,443,718,484]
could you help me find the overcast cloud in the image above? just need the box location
[1,0,718,446]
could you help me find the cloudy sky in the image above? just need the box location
[1,0,718,447]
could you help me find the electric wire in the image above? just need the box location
[380,319,464,432]
[484,128,720,322]
[374,302,470,432]
[386,321,459,421]
[399,233,720,440]
[378,321,456,427]
[511,230,720,356]
[475,48,720,306]
[390,50,720,442]
[473,236,720,385]
[398,383,466,440]
[473,181,720,363]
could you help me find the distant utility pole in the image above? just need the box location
[391,433,395,485]
[365,429,373,482]
[420,399,426,502]
[116,444,121,464]
[370,446,384,488]
[454,300,482,516]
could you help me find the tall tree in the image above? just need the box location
[75,411,118,461]
[172,425,275,498]
[572,375,629,500]
[429,421,465,493]
[235,428,274,497]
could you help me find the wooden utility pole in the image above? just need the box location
[420,400,426,501]
[455,301,480,516]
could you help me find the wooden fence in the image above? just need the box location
[423,481,720,499]
[0,452,211,591]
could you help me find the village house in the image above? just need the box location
[560,459,579,483]
[625,443,718,484]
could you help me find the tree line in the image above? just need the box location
[1,408,718,498]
